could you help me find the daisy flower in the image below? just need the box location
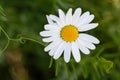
[40,8,100,63]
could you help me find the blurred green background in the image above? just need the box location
[0,0,120,80]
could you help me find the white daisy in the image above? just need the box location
[40,8,100,63]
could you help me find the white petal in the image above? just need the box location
[49,15,63,27]
[48,41,61,56]
[49,47,56,56]
[85,14,94,24]
[77,14,95,27]
[80,33,100,44]
[58,9,66,26]
[42,36,57,42]
[72,8,82,25]
[40,29,60,37]
[40,31,54,37]
[44,24,60,30]
[76,11,90,26]
[84,42,95,50]
[71,42,81,62]
[53,42,66,59]
[78,36,96,50]
[77,39,90,54]
[44,39,62,52]
[42,37,52,42]
[78,23,98,32]
[46,15,54,24]
[64,43,71,63]
[66,8,72,25]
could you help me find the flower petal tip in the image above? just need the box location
[75,59,80,63]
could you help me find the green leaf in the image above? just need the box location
[98,57,113,73]
[0,6,7,21]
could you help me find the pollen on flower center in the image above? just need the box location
[60,25,79,42]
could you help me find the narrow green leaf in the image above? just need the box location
[98,57,113,73]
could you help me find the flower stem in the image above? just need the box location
[0,26,10,54]
[0,26,10,39]
[20,37,46,46]
[0,26,46,54]
[49,57,53,68]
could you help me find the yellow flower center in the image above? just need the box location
[60,25,79,42]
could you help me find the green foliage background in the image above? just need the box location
[0,0,120,80]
